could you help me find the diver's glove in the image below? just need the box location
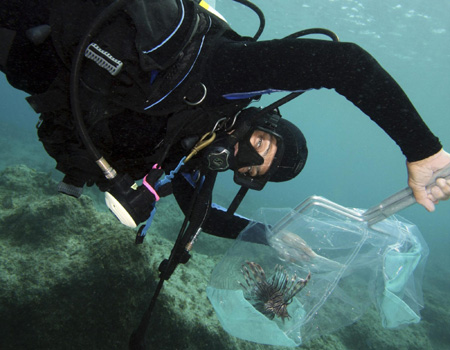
[407,148,450,211]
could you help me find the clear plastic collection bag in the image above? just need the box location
[207,200,428,347]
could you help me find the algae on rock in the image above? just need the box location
[0,165,286,350]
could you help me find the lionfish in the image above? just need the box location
[239,261,311,321]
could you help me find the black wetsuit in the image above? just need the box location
[0,0,442,240]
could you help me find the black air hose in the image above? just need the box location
[70,0,127,174]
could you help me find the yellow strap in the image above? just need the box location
[198,0,227,22]
[199,0,210,10]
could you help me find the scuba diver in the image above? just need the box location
[1,0,449,237]
[1,0,449,236]
[2,0,450,348]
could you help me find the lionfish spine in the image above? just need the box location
[239,261,311,321]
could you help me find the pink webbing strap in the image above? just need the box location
[143,164,162,201]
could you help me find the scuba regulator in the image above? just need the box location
[204,107,286,190]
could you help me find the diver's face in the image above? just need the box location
[235,130,278,177]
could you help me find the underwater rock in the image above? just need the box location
[0,166,192,348]
[0,166,152,349]
[0,165,289,350]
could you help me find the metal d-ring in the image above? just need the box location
[183,83,207,106]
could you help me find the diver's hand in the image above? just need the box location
[407,149,450,211]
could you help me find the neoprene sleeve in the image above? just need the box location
[207,38,442,162]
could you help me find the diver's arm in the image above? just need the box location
[321,42,450,209]
[209,38,449,208]
[318,42,450,209]
[210,38,442,161]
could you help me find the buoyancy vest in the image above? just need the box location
[3,0,252,188]
[43,0,202,114]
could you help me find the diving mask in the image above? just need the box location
[204,108,286,190]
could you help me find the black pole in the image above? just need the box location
[128,278,165,350]
[129,171,217,349]
[255,91,305,120]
